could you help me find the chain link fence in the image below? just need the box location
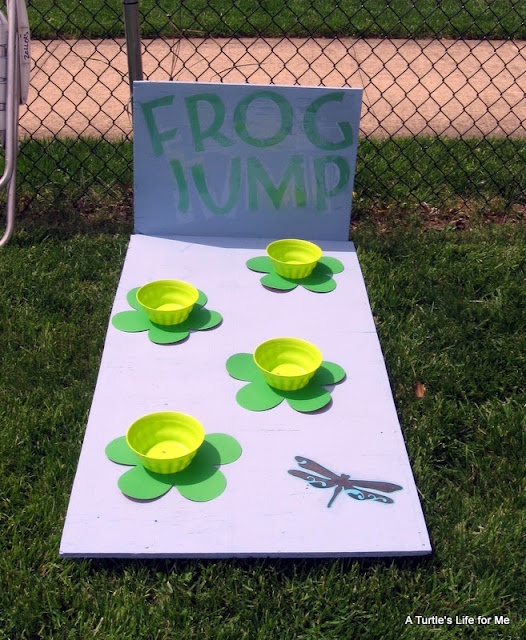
[7,1,526,215]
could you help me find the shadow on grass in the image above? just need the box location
[75,552,435,581]
[7,185,134,247]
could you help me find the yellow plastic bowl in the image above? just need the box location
[126,411,205,474]
[254,337,323,391]
[136,280,199,326]
[266,239,322,279]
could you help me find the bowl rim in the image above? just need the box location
[253,337,323,377]
[126,410,205,460]
[136,279,200,312]
[265,238,322,265]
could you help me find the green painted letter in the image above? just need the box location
[192,158,241,215]
[247,156,306,210]
[185,93,234,152]
[169,160,189,213]
[314,156,350,210]
[304,93,354,150]
[234,91,293,148]
[140,97,178,156]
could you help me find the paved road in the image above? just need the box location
[22,36,526,138]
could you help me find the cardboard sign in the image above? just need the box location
[133,82,362,240]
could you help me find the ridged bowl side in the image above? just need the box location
[136,280,199,326]
[254,338,323,390]
[266,239,322,279]
[126,411,205,474]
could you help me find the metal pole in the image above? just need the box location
[0,0,21,247]
[122,0,143,111]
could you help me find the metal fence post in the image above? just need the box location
[0,0,30,248]
[122,0,143,112]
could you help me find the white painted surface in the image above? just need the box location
[60,235,431,557]
[133,82,362,240]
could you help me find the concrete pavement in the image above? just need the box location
[22,36,526,139]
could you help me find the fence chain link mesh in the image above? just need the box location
[4,1,526,216]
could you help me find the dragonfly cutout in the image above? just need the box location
[288,456,403,508]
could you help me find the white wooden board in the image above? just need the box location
[60,235,431,557]
[133,81,362,240]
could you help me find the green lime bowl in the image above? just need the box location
[136,280,199,326]
[266,239,322,279]
[254,337,323,391]
[126,411,205,474]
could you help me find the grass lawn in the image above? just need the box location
[27,0,526,40]
[13,136,526,216]
[0,192,524,637]
[3,0,525,632]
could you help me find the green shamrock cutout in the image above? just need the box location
[246,255,344,293]
[112,288,222,344]
[106,433,242,501]
[226,353,346,413]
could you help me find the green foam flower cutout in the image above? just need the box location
[246,256,344,293]
[106,433,242,501]
[226,353,346,413]
[111,288,222,344]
